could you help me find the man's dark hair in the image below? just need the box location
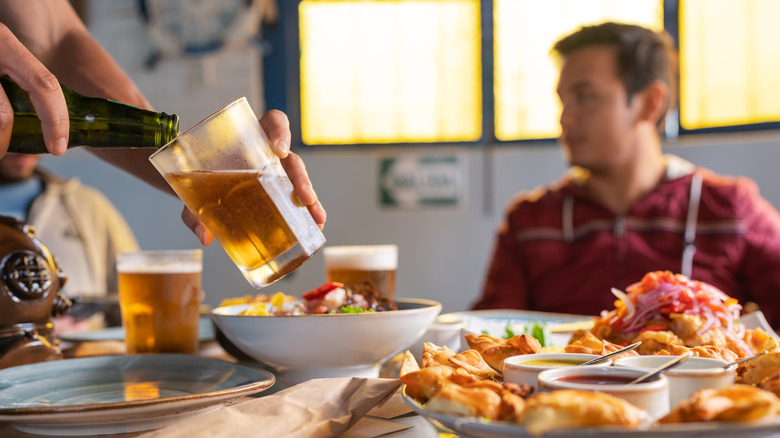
[552,22,678,113]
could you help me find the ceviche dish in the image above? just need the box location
[219,281,397,316]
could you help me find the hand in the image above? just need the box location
[180,109,326,246]
[0,23,69,157]
[261,109,327,229]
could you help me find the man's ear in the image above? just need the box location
[636,79,669,124]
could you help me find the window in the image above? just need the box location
[299,0,482,145]
[494,0,663,141]
[263,0,780,146]
[679,0,780,130]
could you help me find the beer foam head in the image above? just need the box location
[323,245,398,270]
[117,250,202,273]
[117,263,202,274]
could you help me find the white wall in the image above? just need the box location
[40,1,780,313]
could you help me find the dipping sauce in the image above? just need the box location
[518,359,586,367]
[555,375,637,385]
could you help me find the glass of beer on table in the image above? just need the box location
[323,245,398,300]
[149,97,326,288]
[117,249,202,354]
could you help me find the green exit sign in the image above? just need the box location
[379,153,465,209]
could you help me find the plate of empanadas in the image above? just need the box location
[400,333,780,437]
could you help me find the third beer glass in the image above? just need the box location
[323,245,398,299]
[150,98,326,288]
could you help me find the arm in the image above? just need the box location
[1,0,173,194]
[1,0,325,243]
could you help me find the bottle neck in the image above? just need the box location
[159,113,180,147]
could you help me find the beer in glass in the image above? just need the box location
[117,250,202,354]
[149,98,325,288]
[323,245,398,299]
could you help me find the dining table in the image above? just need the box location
[0,329,446,438]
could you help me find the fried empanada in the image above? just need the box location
[421,342,456,368]
[448,349,501,380]
[400,364,453,402]
[633,330,685,355]
[743,328,780,354]
[737,352,780,386]
[496,387,526,422]
[464,333,541,372]
[520,390,647,436]
[399,350,420,377]
[424,382,502,419]
[659,384,780,423]
[565,331,639,359]
[653,344,739,363]
[758,371,780,398]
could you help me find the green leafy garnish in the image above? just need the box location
[504,322,516,339]
[528,321,551,347]
[339,305,373,314]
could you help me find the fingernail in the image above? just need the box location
[53,137,67,155]
[195,225,205,244]
[277,139,289,157]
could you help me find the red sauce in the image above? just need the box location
[555,375,636,385]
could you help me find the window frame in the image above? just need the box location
[261,0,780,149]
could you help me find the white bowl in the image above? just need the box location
[211,298,441,385]
[503,353,602,392]
[538,366,670,419]
[614,355,735,408]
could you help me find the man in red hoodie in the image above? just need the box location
[473,22,780,329]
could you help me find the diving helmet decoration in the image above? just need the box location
[0,216,71,369]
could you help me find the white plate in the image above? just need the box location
[0,354,274,436]
[456,415,780,438]
[741,311,779,339]
[59,315,216,342]
[404,385,780,438]
[438,309,594,349]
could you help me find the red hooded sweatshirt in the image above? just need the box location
[474,155,780,329]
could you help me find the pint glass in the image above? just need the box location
[117,249,202,354]
[149,98,326,288]
[323,245,398,299]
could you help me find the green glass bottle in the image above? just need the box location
[1,76,179,154]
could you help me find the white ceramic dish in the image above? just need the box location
[211,298,441,385]
[405,387,780,438]
[455,415,780,438]
[538,366,670,420]
[614,355,736,408]
[741,311,779,338]
[0,354,274,436]
[436,309,593,349]
[59,315,215,343]
[503,352,602,392]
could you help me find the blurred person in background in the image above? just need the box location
[0,153,140,333]
[472,22,780,328]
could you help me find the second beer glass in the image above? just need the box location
[149,98,326,288]
[117,249,202,354]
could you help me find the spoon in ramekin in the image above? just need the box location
[626,350,693,386]
[722,350,768,369]
[579,341,643,366]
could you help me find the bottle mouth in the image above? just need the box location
[160,113,180,147]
